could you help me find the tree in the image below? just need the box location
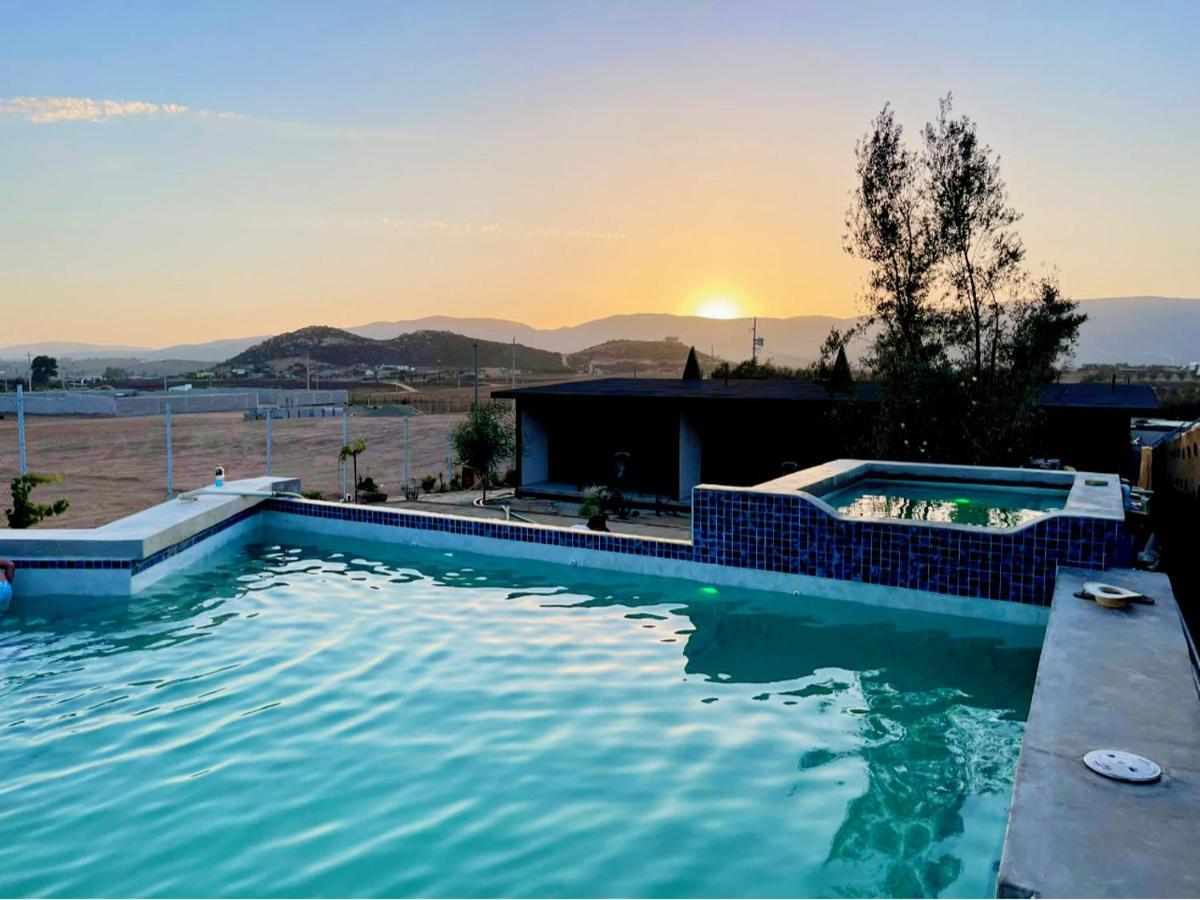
[843,98,1085,465]
[30,355,58,388]
[924,94,1024,381]
[844,104,942,366]
[103,366,130,382]
[339,439,366,502]
[453,401,516,502]
[6,474,69,528]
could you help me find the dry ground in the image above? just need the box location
[0,412,467,528]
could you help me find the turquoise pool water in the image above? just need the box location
[820,478,1069,528]
[0,531,1043,897]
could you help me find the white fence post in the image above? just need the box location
[341,407,349,500]
[447,424,454,481]
[16,384,27,476]
[165,403,174,498]
[403,415,409,491]
[265,407,273,476]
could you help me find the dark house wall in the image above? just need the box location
[524,398,680,496]
[692,400,850,486]
[505,380,1154,498]
[1037,407,1139,477]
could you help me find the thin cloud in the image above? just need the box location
[0,95,408,142]
[0,96,200,124]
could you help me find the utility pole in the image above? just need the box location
[511,338,516,389]
[751,318,763,365]
[306,353,311,391]
[473,342,479,407]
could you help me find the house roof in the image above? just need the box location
[493,377,866,402]
[1036,382,1158,410]
[494,377,1158,410]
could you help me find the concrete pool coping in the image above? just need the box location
[0,476,299,595]
[752,459,1125,531]
[997,566,1200,898]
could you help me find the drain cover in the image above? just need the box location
[1084,749,1162,783]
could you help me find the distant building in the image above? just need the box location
[494,378,1157,502]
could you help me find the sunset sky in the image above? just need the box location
[2,1,1197,345]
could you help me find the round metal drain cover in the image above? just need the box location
[1084,749,1162,783]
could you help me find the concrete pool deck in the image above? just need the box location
[997,567,1200,898]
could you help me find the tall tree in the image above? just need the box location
[844,104,942,365]
[30,355,58,388]
[844,98,1085,465]
[923,94,1024,380]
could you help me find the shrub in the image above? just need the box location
[6,473,69,529]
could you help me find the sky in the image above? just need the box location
[1,1,1198,346]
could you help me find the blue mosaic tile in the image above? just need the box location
[13,486,1126,609]
[691,486,1124,606]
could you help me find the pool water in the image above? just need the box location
[0,531,1043,898]
[819,478,1069,528]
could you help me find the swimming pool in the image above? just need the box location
[1,529,1042,897]
[819,478,1069,528]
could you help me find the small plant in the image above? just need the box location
[449,474,462,491]
[301,490,324,500]
[6,473,69,529]
[421,474,438,492]
[356,475,388,504]
[578,485,611,519]
[403,479,421,501]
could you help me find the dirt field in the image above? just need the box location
[0,411,468,528]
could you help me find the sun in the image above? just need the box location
[695,296,742,319]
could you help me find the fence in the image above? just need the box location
[0,388,350,417]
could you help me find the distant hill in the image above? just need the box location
[346,313,838,367]
[224,326,570,372]
[347,298,1200,365]
[6,297,1198,368]
[567,339,718,374]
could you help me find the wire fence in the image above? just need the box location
[0,408,470,528]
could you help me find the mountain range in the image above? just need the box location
[2,297,1197,368]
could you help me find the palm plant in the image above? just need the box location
[338,438,367,502]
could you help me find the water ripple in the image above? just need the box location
[0,533,1042,897]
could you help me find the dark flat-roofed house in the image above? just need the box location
[493,377,1157,503]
